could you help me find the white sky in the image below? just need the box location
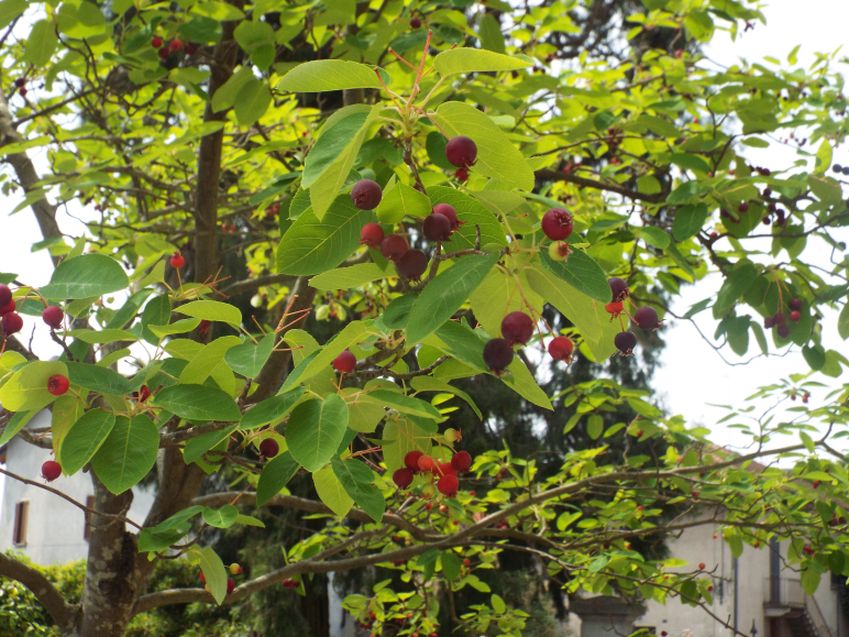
[1,0,848,471]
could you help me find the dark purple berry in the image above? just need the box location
[614,331,637,355]
[608,277,629,302]
[777,323,791,339]
[380,234,409,261]
[0,284,10,308]
[393,468,414,488]
[739,201,749,213]
[541,208,573,241]
[410,17,422,29]
[396,250,428,280]
[350,179,382,210]
[483,338,514,373]
[259,438,279,458]
[633,306,660,330]
[500,311,534,345]
[423,213,452,242]
[788,298,802,311]
[432,203,461,230]
[445,136,477,168]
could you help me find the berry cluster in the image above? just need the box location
[151,35,198,64]
[393,448,473,497]
[602,278,662,356]
[482,311,536,373]
[764,297,803,338]
[0,284,22,337]
[832,164,849,176]
[354,137,473,281]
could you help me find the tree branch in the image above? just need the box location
[535,168,666,203]
[0,552,77,630]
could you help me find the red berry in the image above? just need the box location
[396,250,428,280]
[185,43,198,56]
[169,252,186,269]
[541,208,573,240]
[168,38,184,53]
[47,374,69,396]
[633,306,660,330]
[404,450,424,472]
[698,562,705,570]
[423,213,452,242]
[380,234,409,261]
[226,577,236,594]
[437,472,459,497]
[0,284,11,308]
[41,460,61,481]
[410,17,422,29]
[548,336,574,362]
[789,310,801,322]
[199,571,206,585]
[463,558,471,567]
[393,468,414,489]
[136,385,151,402]
[451,451,472,473]
[432,204,461,230]
[332,350,357,373]
[360,223,385,248]
[2,311,23,336]
[483,338,514,373]
[445,136,477,168]
[350,179,382,210]
[454,167,469,182]
[0,298,15,315]
[151,36,163,48]
[605,301,623,317]
[614,331,637,355]
[42,305,64,329]
[282,577,298,589]
[158,47,169,60]
[417,455,437,473]
[18,87,26,97]
[259,438,279,458]
[500,311,534,346]
[608,277,629,301]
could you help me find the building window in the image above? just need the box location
[83,495,95,541]
[12,500,29,546]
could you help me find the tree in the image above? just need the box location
[1,1,848,636]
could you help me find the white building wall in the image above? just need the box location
[0,411,155,565]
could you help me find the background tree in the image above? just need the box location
[0,1,848,637]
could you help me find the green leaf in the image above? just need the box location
[0,0,26,30]
[672,204,709,241]
[66,362,131,395]
[524,265,617,361]
[0,361,68,412]
[814,139,832,175]
[313,464,354,517]
[802,344,826,371]
[0,410,37,446]
[277,197,374,275]
[303,104,378,219]
[211,66,253,113]
[332,457,385,522]
[713,261,758,318]
[434,48,530,75]
[635,226,671,249]
[441,552,462,579]
[201,505,239,528]
[406,253,500,343]
[257,452,300,506]
[180,336,241,385]
[175,300,242,327]
[40,254,129,300]
[365,390,441,420]
[432,102,535,191]
[197,546,228,605]
[59,409,116,474]
[540,248,610,303]
[838,303,849,340]
[375,180,432,224]
[25,20,57,67]
[241,388,304,429]
[141,295,171,344]
[234,76,271,125]
[225,334,275,378]
[286,394,349,472]
[477,13,506,53]
[277,60,383,92]
[151,384,241,422]
[382,417,433,471]
[91,415,159,495]
[138,506,203,552]
[183,424,237,464]
[801,566,822,596]
[309,263,387,291]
